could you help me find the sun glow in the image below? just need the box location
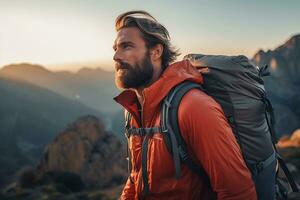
[0,9,115,70]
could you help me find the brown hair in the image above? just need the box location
[115,10,180,70]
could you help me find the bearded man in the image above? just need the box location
[113,10,257,200]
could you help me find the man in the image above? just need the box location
[113,10,257,200]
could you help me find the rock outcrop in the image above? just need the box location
[37,115,127,188]
[1,115,127,199]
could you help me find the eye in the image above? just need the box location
[121,43,133,50]
[123,44,131,49]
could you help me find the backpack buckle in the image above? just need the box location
[137,128,145,136]
[161,128,169,134]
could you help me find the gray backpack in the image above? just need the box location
[125,54,299,199]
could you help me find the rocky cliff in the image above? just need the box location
[252,34,300,136]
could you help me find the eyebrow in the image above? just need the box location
[113,41,135,50]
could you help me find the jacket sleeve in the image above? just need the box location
[120,176,135,200]
[178,89,257,200]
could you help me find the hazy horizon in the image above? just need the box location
[0,61,114,73]
[1,0,299,71]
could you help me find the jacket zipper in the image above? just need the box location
[140,90,145,127]
[138,91,146,199]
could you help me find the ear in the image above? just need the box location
[150,44,163,61]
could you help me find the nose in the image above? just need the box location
[113,49,122,62]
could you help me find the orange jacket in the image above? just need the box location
[114,60,257,200]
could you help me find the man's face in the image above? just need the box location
[113,27,154,89]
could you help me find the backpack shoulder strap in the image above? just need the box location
[124,110,161,196]
[161,81,210,185]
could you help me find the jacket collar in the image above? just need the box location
[114,60,203,125]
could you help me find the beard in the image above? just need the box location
[115,52,154,89]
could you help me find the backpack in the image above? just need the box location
[124,54,299,199]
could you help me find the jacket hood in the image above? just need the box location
[114,60,203,124]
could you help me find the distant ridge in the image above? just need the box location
[252,33,300,135]
[0,64,119,114]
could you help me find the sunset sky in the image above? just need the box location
[0,0,299,71]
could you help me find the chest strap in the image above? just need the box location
[124,119,162,197]
[125,127,162,137]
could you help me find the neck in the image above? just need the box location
[134,66,162,106]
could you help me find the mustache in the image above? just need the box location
[115,61,131,71]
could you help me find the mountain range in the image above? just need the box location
[252,34,300,136]
[0,64,121,115]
